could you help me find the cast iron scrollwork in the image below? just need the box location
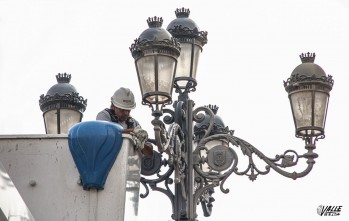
[190,105,320,217]
[191,106,237,217]
[229,136,318,181]
[140,104,187,215]
[140,103,320,219]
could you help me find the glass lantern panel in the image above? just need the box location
[175,42,192,87]
[314,91,329,129]
[44,109,58,134]
[176,43,192,78]
[59,109,81,134]
[290,91,313,130]
[136,56,156,96]
[191,44,202,81]
[157,55,176,95]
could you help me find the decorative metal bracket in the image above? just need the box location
[140,103,319,220]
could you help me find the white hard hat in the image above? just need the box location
[111,87,136,110]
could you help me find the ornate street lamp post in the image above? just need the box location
[130,8,334,221]
[39,73,87,134]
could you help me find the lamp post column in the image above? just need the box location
[172,97,195,221]
[186,99,195,220]
[172,97,195,220]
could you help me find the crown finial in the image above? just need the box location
[147,16,163,28]
[299,52,316,63]
[205,104,219,114]
[175,7,190,18]
[56,73,71,83]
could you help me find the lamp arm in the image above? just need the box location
[230,135,318,180]
[140,118,185,200]
[193,133,318,192]
[151,118,171,152]
[191,128,318,218]
[150,106,177,152]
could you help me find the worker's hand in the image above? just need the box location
[122,128,133,134]
[141,143,153,157]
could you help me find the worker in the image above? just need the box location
[96,87,153,157]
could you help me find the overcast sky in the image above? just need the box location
[1,0,349,220]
